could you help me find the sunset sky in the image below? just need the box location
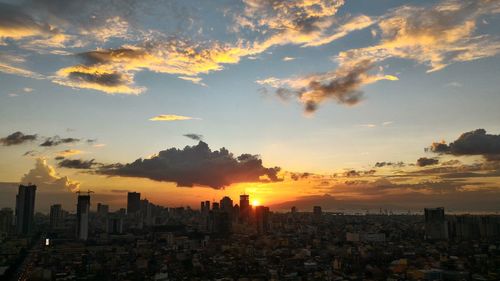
[1,0,500,213]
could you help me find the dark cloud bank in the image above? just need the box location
[40,136,80,147]
[416,157,439,167]
[0,131,37,146]
[0,131,98,147]
[183,133,203,141]
[58,159,99,169]
[98,141,281,189]
[430,129,500,161]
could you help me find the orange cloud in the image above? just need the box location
[57,149,84,157]
[53,64,144,94]
[338,0,500,72]
[149,114,201,121]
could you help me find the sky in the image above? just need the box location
[1,0,500,213]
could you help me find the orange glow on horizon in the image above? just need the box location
[251,199,261,207]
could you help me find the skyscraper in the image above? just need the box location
[50,204,63,229]
[141,199,152,226]
[127,192,141,214]
[212,202,220,210]
[220,196,233,213]
[15,184,36,235]
[97,203,109,217]
[255,206,270,234]
[76,194,91,240]
[424,207,448,240]
[107,215,124,234]
[313,206,322,223]
[313,206,322,215]
[239,194,250,222]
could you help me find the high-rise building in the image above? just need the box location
[212,202,220,210]
[201,201,210,216]
[313,206,322,215]
[107,215,124,234]
[239,194,250,222]
[424,207,448,240]
[0,208,14,234]
[15,184,36,235]
[127,192,141,214]
[255,206,270,234]
[209,206,231,237]
[220,196,233,213]
[50,204,63,229]
[200,200,210,232]
[76,194,91,240]
[291,206,297,214]
[313,206,322,223]
[97,203,109,217]
[141,199,152,226]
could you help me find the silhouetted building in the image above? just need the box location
[76,194,91,240]
[220,196,233,213]
[239,194,250,222]
[0,208,13,234]
[210,210,231,236]
[141,199,152,226]
[212,202,220,210]
[117,208,126,216]
[291,206,297,214]
[127,192,141,214]
[97,203,109,217]
[425,207,448,240]
[313,206,322,223]
[50,204,63,229]
[107,215,124,234]
[232,204,240,223]
[255,206,270,234]
[15,184,36,235]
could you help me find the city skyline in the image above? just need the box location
[1,0,500,213]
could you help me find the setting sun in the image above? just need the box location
[251,199,261,207]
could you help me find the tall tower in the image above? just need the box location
[239,194,250,222]
[97,203,109,217]
[50,204,63,229]
[424,207,448,240]
[220,196,234,213]
[127,192,141,214]
[15,184,36,235]
[255,206,270,234]
[76,193,91,240]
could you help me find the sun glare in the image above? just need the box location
[251,199,260,206]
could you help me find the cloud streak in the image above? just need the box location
[58,158,99,169]
[183,134,203,141]
[150,114,200,121]
[40,136,80,147]
[0,131,37,146]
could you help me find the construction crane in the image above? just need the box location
[76,190,94,196]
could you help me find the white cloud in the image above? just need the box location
[21,158,80,193]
